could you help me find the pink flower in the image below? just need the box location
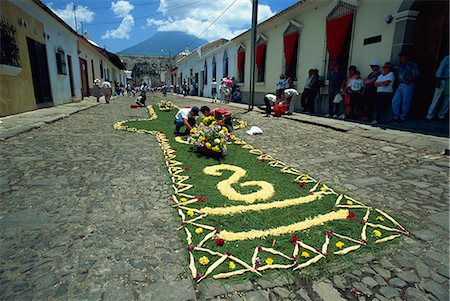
[325,230,333,238]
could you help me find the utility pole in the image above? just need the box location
[73,5,78,33]
[248,0,258,111]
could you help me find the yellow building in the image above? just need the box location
[0,1,47,116]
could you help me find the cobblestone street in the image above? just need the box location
[1,95,449,301]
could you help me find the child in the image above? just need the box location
[344,71,364,119]
[276,74,288,100]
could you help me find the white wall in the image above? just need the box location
[16,1,82,105]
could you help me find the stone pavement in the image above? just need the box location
[0,97,102,141]
[1,94,449,301]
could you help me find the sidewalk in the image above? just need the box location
[0,97,101,140]
[184,94,449,154]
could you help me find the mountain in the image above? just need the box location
[119,31,208,56]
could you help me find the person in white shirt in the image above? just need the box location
[276,74,288,100]
[372,62,395,125]
[174,106,200,135]
[344,71,364,119]
[101,79,112,103]
[263,93,278,116]
[282,88,300,115]
[426,55,449,120]
[211,78,218,103]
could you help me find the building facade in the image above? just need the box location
[176,0,448,118]
[0,0,126,117]
[119,54,174,87]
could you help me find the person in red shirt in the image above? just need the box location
[200,106,233,131]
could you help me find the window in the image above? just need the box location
[237,46,245,83]
[222,51,228,77]
[91,59,95,79]
[100,60,104,79]
[55,48,67,75]
[283,26,299,80]
[326,1,355,74]
[256,37,267,82]
[212,57,216,80]
[0,17,21,67]
[204,61,207,85]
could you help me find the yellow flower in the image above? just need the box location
[205,142,212,149]
[199,256,210,265]
[320,186,328,192]
[301,251,310,258]
[373,230,382,237]
[212,146,221,152]
[180,197,187,202]
[195,227,203,234]
[229,261,236,269]
[220,138,224,142]
[177,177,183,181]
[301,176,308,181]
[187,210,194,216]
[265,257,274,265]
[346,200,353,205]
[376,216,384,222]
[198,136,205,141]
[221,127,228,133]
[335,241,345,249]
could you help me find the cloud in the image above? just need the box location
[111,0,134,18]
[102,0,134,40]
[102,14,134,39]
[49,2,95,31]
[146,0,275,41]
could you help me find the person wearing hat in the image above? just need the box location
[174,106,199,135]
[392,50,420,121]
[361,61,382,121]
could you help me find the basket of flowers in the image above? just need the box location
[157,100,173,111]
[188,116,231,157]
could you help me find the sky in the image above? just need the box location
[45,0,300,53]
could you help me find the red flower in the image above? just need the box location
[298,183,306,189]
[169,196,174,201]
[215,239,225,247]
[198,197,206,202]
[347,212,356,219]
[290,234,298,244]
[325,230,333,238]
[172,148,177,151]
[183,167,190,171]
[360,219,366,225]
[259,158,267,162]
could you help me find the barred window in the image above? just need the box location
[56,48,67,75]
[0,17,21,67]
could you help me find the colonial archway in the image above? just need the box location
[392,0,449,118]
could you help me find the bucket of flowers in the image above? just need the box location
[157,100,173,111]
[188,116,231,157]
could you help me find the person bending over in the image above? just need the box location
[174,106,200,135]
[263,93,278,116]
[200,106,233,132]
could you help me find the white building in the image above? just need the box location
[176,0,449,118]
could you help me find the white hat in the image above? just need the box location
[369,60,381,67]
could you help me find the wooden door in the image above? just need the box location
[26,38,53,106]
[79,58,89,97]
[67,55,75,97]
[410,1,449,118]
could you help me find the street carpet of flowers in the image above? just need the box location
[113,103,409,283]
[187,116,231,156]
[158,100,173,111]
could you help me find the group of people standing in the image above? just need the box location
[210,76,240,103]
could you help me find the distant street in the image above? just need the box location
[0,95,448,301]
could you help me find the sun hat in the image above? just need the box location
[369,60,381,67]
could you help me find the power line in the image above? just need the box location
[88,0,205,26]
[182,0,238,53]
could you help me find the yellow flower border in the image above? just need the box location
[113,104,409,282]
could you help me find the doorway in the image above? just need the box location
[409,0,449,118]
[195,73,199,96]
[26,37,53,107]
[67,55,75,97]
[79,58,89,97]
[199,71,204,97]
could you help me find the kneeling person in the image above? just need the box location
[174,106,200,135]
[200,106,233,132]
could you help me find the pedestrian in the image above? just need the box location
[426,55,449,120]
[372,62,395,125]
[174,106,199,135]
[300,69,319,113]
[392,50,420,121]
[211,78,218,103]
[326,61,347,118]
[282,88,300,115]
[224,77,233,103]
[200,106,233,132]
[93,79,102,102]
[361,61,382,121]
[219,78,227,103]
[101,78,112,103]
[276,74,288,100]
[126,83,132,97]
[263,93,278,117]
[344,71,364,119]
